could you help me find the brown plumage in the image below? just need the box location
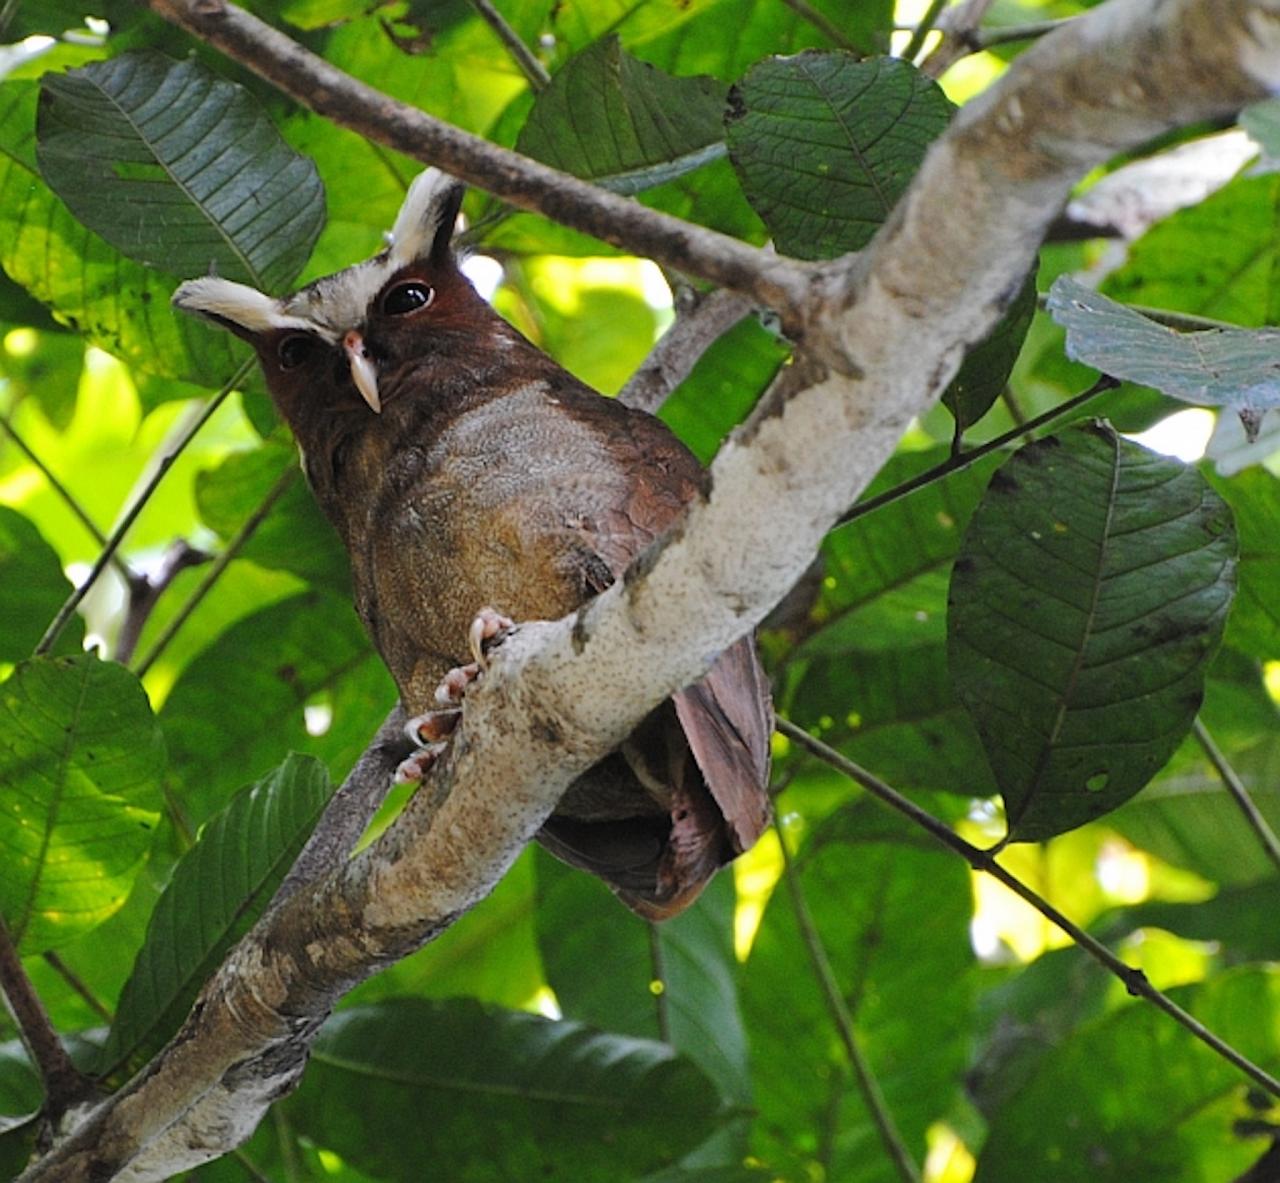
[173,169,772,919]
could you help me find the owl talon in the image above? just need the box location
[468,607,515,668]
[405,707,462,746]
[394,742,446,784]
[434,663,480,706]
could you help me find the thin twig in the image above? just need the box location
[40,952,112,1025]
[775,717,1280,1100]
[469,0,550,90]
[0,415,135,585]
[33,361,251,659]
[921,0,995,77]
[647,924,671,1045]
[971,18,1073,49]
[133,466,297,678]
[774,817,922,1183]
[837,375,1117,527]
[0,915,91,1117]
[903,0,950,63]
[779,0,860,52]
[1193,718,1280,875]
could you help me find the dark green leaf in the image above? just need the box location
[974,969,1280,1183]
[726,53,951,259]
[96,754,333,1080]
[949,425,1236,841]
[0,655,164,952]
[1104,881,1280,963]
[744,804,974,1182]
[1206,467,1280,658]
[289,998,725,1181]
[0,505,83,660]
[944,268,1038,434]
[37,53,324,292]
[517,36,726,191]
[1048,277,1280,436]
[0,1039,40,1119]
[0,79,249,384]
[159,592,393,827]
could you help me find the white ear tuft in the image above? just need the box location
[172,277,316,339]
[387,168,465,268]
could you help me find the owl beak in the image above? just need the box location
[343,330,381,414]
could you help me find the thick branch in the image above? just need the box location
[21,2,1280,1178]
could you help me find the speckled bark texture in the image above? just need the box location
[23,0,1280,1178]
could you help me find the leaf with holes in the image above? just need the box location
[948,424,1236,842]
[37,52,324,292]
[96,754,332,1081]
[0,655,164,953]
[726,52,951,259]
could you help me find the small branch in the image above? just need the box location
[837,375,1117,527]
[145,0,811,321]
[132,467,297,679]
[113,540,212,666]
[33,361,251,659]
[647,924,671,1045]
[40,953,112,1025]
[921,0,995,77]
[775,817,922,1183]
[469,0,550,90]
[775,717,1280,1100]
[971,18,1075,49]
[1193,718,1280,875]
[0,916,91,1119]
[779,0,861,52]
[0,415,134,586]
[618,288,755,414]
[903,0,950,63]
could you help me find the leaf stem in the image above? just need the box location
[775,716,1280,1100]
[0,414,135,585]
[1193,717,1280,874]
[779,0,861,52]
[903,0,951,62]
[133,465,297,678]
[647,923,672,1045]
[40,952,112,1024]
[468,0,550,91]
[0,915,91,1118]
[837,375,1116,527]
[33,361,251,659]
[774,815,922,1183]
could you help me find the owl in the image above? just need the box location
[173,168,772,919]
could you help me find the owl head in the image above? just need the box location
[172,168,470,417]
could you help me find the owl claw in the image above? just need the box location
[468,607,515,668]
[394,742,446,784]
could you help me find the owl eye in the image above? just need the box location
[277,333,316,371]
[382,281,434,316]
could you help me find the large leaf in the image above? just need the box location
[1048,277,1280,438]
[517,36,727,193]
[37,53,324,292]
[0,655,164,952]
[158,592,393,827]
[0,505,83,660]
[0,80,247,384]
[288,998,726,1181]
[975,969,1280,1182]
[96,754,333,1080]
[726,53,951,259]
[949,424,1236,842]
[742,803,975,1183]
[1205,466,1280,659]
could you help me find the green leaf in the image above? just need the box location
[0,505,83,660]
[726,53,951,259]
[37,53,323,293]
[944,268,1038,435]
[0,79,248,384]
[1104,880,1280,963]
[742,804,974,1183]
[517,36,726,191]
[0,655,164,952]
[536,854,751,1105]
[195,443,350,595]
[288,998,726,1181]
[0,1039,40,1119]
[96,754,333,1080]
[1048,277,1280,437]
[159,592,393,827]
[1205,467,1280,658]
[948,424,1237,842]
[974,968,1280,1183]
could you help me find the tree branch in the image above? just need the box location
[20,1,1280,1178]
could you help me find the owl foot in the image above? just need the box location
[394,741,446,784]
[468,607,515,667]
